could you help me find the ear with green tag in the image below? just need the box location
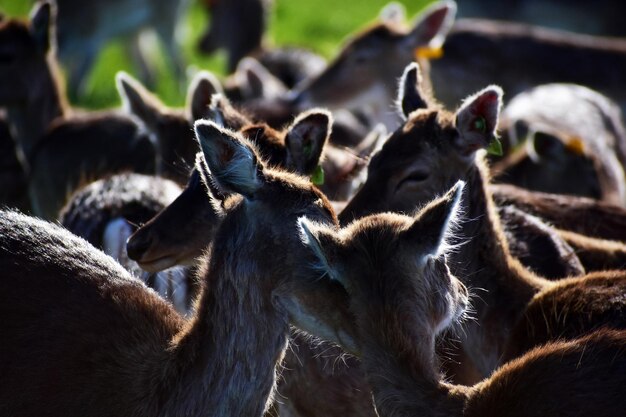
[311,165,325,186]
[454,85,503,158]
[285,109,332,176]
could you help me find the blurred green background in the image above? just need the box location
[0,0,431,108]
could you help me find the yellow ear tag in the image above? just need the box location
[415,46,444,60]
[565,137,585,155]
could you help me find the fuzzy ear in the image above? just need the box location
[237,57,287,100]
[187,71,223,122]
[207,94,252,131]
[116,71,163,129]
[194,120,264,198]
[379,2,406,26]
[298,217,346,286]
[285,110,332,176]
[397,63,429,119]
[454,86,503,157]
[30,1,53,52]
[404,181,464,258]
[404,0,456,50]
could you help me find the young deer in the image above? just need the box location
[0,2,158,219]
[298,184,626,417]
[54,0,187,97]
[0,119,362,416]
[492,84,626,206]
[341,63,626,379]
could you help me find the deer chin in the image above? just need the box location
[137,255,180,273]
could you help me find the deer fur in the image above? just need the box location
[340,63,626,379]
[0,119,360,416]
[298,186,626,417]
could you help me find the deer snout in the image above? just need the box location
[126,231,153,263]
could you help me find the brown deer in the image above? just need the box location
[53,0,187,97]
[0,2,158,219]
[298,184,626,417]
[293,0,457,131]
[340,63,626,380]
[0,119,364,416]
[492,83,626,206]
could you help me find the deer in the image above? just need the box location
[53,0,187,98]
[491,83,626,206]
[297,183,626,417]
[0,117,368,416]
[0,2,159,219]
[293,0,457,131]
[58,172,198,314]
[294,1,626,134]
[339,63,626,381]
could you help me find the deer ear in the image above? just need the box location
[187,71,223,122]
[397,63,429,119]
[116,71,163,129]
[298,217,346,286]
[207,94,251,131]
[30,1,54,52]
[194,120,264,199]
[404,181,464,258]
[237,57,287,100]
[454,86,503,157]
[404,0,456,50]
[285,110,332,176]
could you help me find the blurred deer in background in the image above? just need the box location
[491,84,626,206]
[54,0,188,98]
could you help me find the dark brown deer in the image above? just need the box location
[298,184,626,417]
[492,83,626,206]
[0,2,158,219]
[340,63,626,380]
[0,119,363,416]
[54,0,186,97]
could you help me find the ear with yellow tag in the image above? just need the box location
[415,46,444,60]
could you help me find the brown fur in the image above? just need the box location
[301,191,626,417]
[0,122,350,416]
[341,68,626,380]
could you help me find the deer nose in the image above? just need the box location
[126,232,153,261]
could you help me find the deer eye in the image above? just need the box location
[396,171,429,190]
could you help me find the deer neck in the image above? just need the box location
[160,208,290,416]
[362,324,468,417]
[7,56,67,160]
[452,158,550,375]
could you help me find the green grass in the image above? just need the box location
[0,0,431,109]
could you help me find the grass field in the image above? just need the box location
[0,0,432,109]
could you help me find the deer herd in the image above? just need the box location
[1,1,626,416]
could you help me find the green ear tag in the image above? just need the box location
[487,137,503,156]
[311,165,325,186]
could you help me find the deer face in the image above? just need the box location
[300,183,469,350]
[0,3,52,105]
[294,1,456,127]
[341,63,503,223]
